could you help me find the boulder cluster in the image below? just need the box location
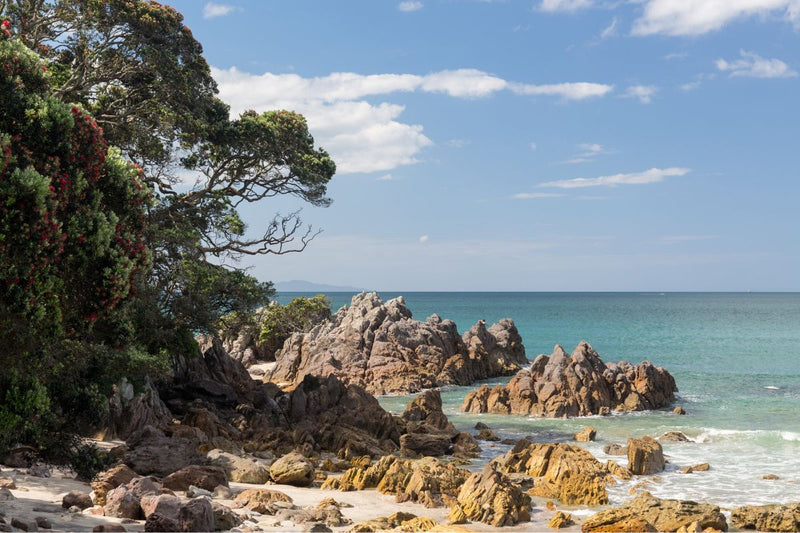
[462,341,677,417]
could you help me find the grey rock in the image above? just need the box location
[26,465,50,478]
[0,488,14,501]
[179,497,214,533]
[34,517,51,529]
[10,517,38,531]
[62,490,93,510]
[187,485,213,498]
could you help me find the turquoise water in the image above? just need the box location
[276,292,800,509]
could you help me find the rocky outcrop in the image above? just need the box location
[268,292,527,395]
[269,451,315,486]
[103,377,172,440]
[206,449,271,484]
[161,465,228,492]
[627,436,665,475]
[462,342,677,417]
[448,465,531,527]
[730,503,800,532]
[91,464,138,506]
[581,493,728,532]
[398,390,480,459]
[218,307,271,366]
[491,440,623,505]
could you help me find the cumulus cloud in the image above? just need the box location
[512,192,566,199]
[716,50,798,78]
[212,67,613,174]
[540,0,594,12]
[563,142,608,164]
[632,0,800,36]
[540,167,690,188]
[203,2,238,19]
[622,84,657,104]
[419,235,430,243]
[398,1,423,11]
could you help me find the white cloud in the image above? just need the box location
[600,17,619,39]
[398,1,423,11]
[512,192,566,199]
[716,50,797,78]
[540,0,594,12]
[529,142,538,151]
[447,139,471,148]
[419,235,430,243]
[579,143,604,154]
[212,67,613,174]
[632,0,800,36]
[377,174,397,181]
[540,167,690,188]
[511,82,613,100]
[203,2,238,19]
[563,142,608,164]
[680,81,702,91]
[661,235,717,244]
[622,84,657,104]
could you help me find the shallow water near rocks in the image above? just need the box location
[277,292,800,509]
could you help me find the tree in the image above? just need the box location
[256,295,331,358]
[0,25,152,452]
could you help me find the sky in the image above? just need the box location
[169,0,800,291]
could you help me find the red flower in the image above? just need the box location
[1,20,10,29]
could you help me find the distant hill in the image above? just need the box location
[274,280,366,292]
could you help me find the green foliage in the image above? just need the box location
[259,295,331,356]
[67,442,113,481]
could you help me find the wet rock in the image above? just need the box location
[62,490,93,510]
[462,342,677,417]
[659,431,691,442]
[270,451,315,486]
[673,406,686,415]
[549,511,575,529]
[730,503,800,532]
[763,473,781,480]
[476,428,500,441]
[603,443,627,456]
[448,465,531,527]
[207,449,271,484]
[162,465,228,492]
[233,488,293,514]
[269,293,527,395]
[399,390,480,458]
[575,426,597,442]
[681,463,710,474]
[627,437,665,475]
[580,493,727,532]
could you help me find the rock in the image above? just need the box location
[269,451,315,486]
[104,485,142,520]
[581,493,728,532]
[26,464,50,478]
[0,446,36,468]
[673,406,686,415]
[93,526,127,532]
[91,464,138,506]
[448,465,531,527]
[349,512,421,532]
[475,422,490,430]
[268,292,527,395]
[213,485,232,499]
[10,517,38,531]
[575,426,597,442]
[682,463,710,474]
[627,437,665,475]
[763,473,781,480]
[62,490,93,510]
[603,443,627,456]
[730,503,800,532]
[212,501,242,531]
[492,441,612,505]
[140,493,181,519]
[400,389,480,458]
[33,517,51,529]
[233,488,293,514]
[462,342,677,417]
[219,306,274,366]
[187,485,213,498]
[659,431,691,442]
[162,465,228,492]
[124,425,204,477]
[476,428,500,441]
[0,488,14,501]
[83,505,105,516]
[549,511,575,529]
[145,512,180,532]
[104,377,172,440]
[400,433,453,458]
[206,449,271,484]
[179,497,214,533]
[0,478,15,489]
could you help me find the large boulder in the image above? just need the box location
[730,503,800,532]
[581,493,728,532]
[448,465,531,527]
[206,449,270,484]
[104,485,143,520]
[232,488,293,514]
[268,292,527,395]
[91,464,138,506]
[178,497,214,533]
[399,390,480,459]
[492,441,613,505]
[269,451,315,486]
[123,425,204,477]
[627,436,665,475]
[104,377,172,440]
[162,465,228,492]
[462,342,677,417]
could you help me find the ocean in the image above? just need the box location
[275,292,800,511]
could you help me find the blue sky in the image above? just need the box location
[170,0,799,291]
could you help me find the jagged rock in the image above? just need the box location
[26,465,50,478]
[232,488,293,514]
[448,465,531,527]
[10,518,38,532]
[603,443,627,456]
[349,512,420,532]
[179,497,214,533]
[144,512,179,532]
[575,426,597,442]
[730,503,800,532]
[400,433,453,458]
[492,441,613,505]
[91,465,137,506]
[270,451,315,486]
[476,428,500,441]
[581,493,728,532]
[104,377,172,440]
[269,293,527,395]
[673,406,686,415]
[212,501,242,531]
[124,425,204,477]
[462,342,677,417]
[0,477,15,489]
[400,388,480,458]
[659,431,691,442]
[206,449,271,484]
[104,485,142,520]
[62,491,93,510]
[140,493,181,519]
[627,437,665,475]
[219,307,272,366]
[33,517,51,530]
[162,465,228,492]
[549,511,575,529]
[681,463,710,474]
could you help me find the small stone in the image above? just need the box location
[10,517,38,531]
[0,488,14,501]
[603,443,627,456]
[26,464,51,478]
[574,426,597,442]
[187,485,213,498]
[762,473,780,480]
[0,478,16,489]
[303,523,332,532]
[92,526,126,532]
[548,511,574,529]
[34,517,51,529]
[84,505,105,516]
[67,506,81,514]
[62,490,93,510]
[474,422,489,430]
[673,406,686,415]
[213,485,232,499]
[546,501,556,511]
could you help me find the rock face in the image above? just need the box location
[730,503,800,532]
[492,440,617,506]
[581,493,728,532]
[161,465,228,492]
[398,390,480,459]
[104,377,172,440]
[462,342,677,417]
[268,292,527,395]
[627,436,665,475]
[448,465,531,527]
